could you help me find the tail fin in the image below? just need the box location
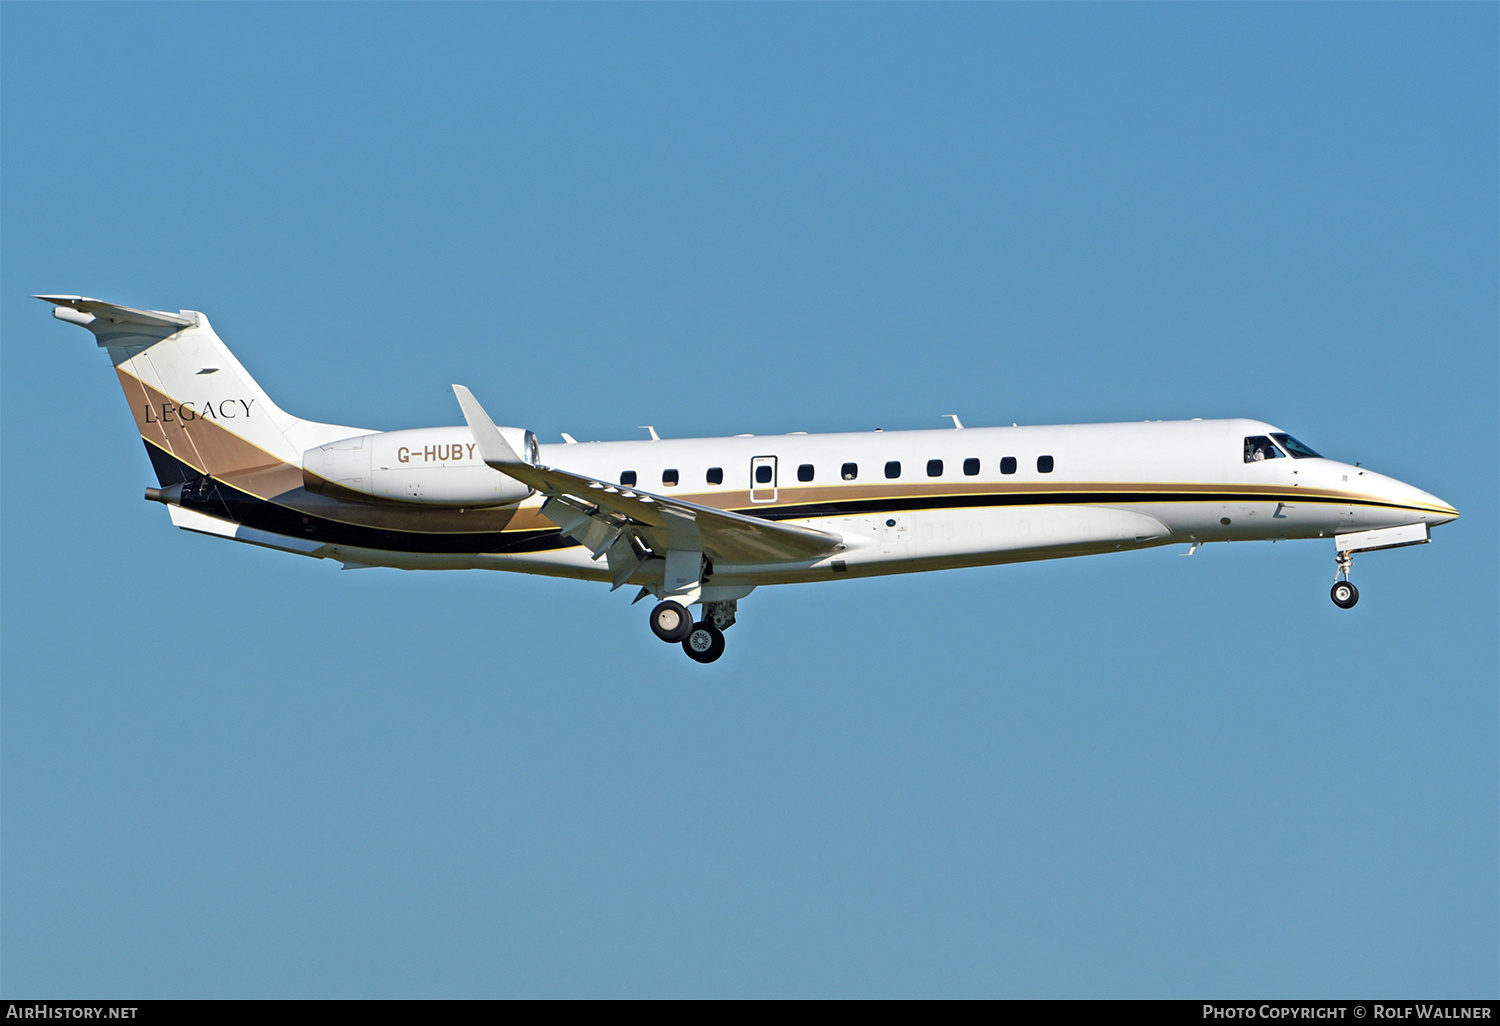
[40,295,357,488]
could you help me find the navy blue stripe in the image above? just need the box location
[146,447,572,554]
[141,445,1421,557]
[143,440,196,487]
[752,489,1413,522]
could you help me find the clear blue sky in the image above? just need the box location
[3,2,1495,998]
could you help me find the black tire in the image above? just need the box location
[1330,581,1359,609]
[650,600,694,643]
[682,622,726,663]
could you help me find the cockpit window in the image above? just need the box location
[1270,433,1322,459]
[1244,436,1285,463]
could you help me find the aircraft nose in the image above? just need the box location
[1377,472,1459,526]
[1427,493,1460,525]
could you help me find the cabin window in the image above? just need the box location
[927,459,943,477]
[662,469,679,487]
[797,464,814,482]
[885,461,902,479]
[1270,433,1322,459]
[620,471,637,487]
[755,465,774,484]
[1000,457,1017,475]
[707,467,723,485]
[842,462,858,481]
[963,458,980,476]
[1037,455,1054,474]
[1244,436,1285,463]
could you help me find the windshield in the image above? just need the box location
[1244,436,1285,463]
[1270,432,1322,459]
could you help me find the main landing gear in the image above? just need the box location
[649,600,693,643]
[682,622,726,663]
[1331,550,1359,609]
[649,599,736,663]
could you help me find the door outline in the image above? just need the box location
[750,456,778,503]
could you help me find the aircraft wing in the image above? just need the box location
[453,385,842,566]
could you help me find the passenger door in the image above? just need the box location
[749,456,778,503]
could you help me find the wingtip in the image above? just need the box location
[452,383,524,468]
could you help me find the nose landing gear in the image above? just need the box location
[1331,550,1359,609]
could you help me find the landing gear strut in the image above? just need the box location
[703,600,736,632]
[1331,550,1359,609]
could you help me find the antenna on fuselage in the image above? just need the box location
[638,426,661,441]
[943,414,964,429]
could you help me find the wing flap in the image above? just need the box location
[453,385,843,564]
[527,460,841,563]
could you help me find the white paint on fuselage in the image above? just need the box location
[279,417,1456,583]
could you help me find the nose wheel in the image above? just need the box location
[1330,550,1359,609]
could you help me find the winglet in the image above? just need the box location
[452,384,524,468]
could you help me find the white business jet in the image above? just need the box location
[41,295,1459,663]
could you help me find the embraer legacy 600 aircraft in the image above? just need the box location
[43,295,1459,663]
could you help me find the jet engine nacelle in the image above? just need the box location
[303,426,536,507]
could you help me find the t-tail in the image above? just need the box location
[38,295,363,497]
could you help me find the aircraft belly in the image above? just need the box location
[1147,500,1352,541]
[905,506,1172,560]
[713,506,1174,585]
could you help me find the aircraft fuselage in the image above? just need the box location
[41,294,1459,662]
[165,418,1455,586]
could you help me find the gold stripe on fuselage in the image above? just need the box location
[125,369,1452,539]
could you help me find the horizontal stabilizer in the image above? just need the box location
[36,295,194,332]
